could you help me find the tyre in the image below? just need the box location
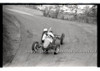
[54,45,60,55]
[32,42,39,53]
[60,33,65,45]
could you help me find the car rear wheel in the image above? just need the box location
[54,45,60,55]
[60,33,65,45]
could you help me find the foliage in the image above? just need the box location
[39,5,97,24]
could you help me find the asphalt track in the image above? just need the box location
[3,6,97,66]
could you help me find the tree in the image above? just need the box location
[54,5,61,18]
[43,7,48,17]
[65,5,79,20]
[83,6,91,16]
[72,5,79,20]
[90,5,97,17]
[43,5,54,17]
[82,5,97,23]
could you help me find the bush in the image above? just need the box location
[76,15,97,24]
[57,13,64,20]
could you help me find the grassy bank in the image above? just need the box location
[3,11,21,65]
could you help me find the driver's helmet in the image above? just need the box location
[43,28,48,32]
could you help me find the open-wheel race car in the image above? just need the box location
[32,33,65,55]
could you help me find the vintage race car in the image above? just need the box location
[32,33,65,55]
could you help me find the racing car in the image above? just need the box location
[32,32,65,55]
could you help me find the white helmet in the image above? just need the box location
[43,28,48,31]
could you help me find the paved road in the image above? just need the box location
[3,6,97,66]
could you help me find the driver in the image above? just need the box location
[41,28,48,43]
[46,27,54,43]
[41,27,54,44]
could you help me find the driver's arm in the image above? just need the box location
[47,32,54,38]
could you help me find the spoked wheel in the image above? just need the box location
[54,45,60,55]
[32,42,39,53]
[60,33,65,45]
